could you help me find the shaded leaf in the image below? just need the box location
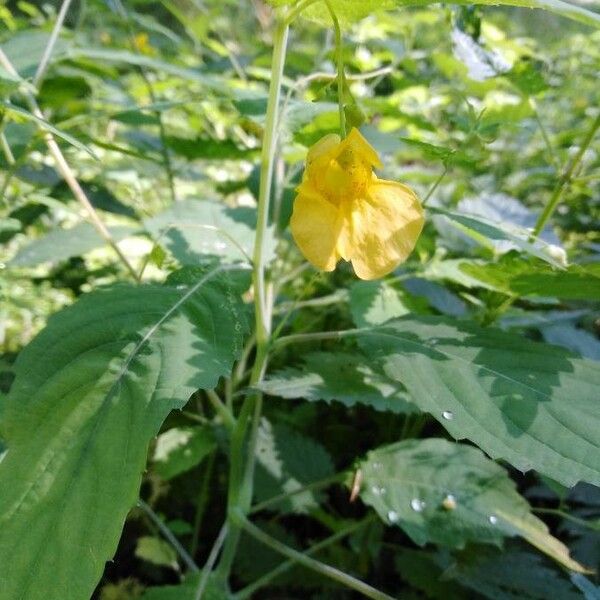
[0,273,246,599]
[254,419,335,513]
[258,352,416,414]
[144,199,274,265]
[357,316,600,487]
[9,223,135,267]
[152,425,216,480]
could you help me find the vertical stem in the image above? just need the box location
[324,0,346,137]
[33,0,74,88]
[533,112,600,237]
[216,16,289,580]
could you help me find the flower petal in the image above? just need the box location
[290,184,342,272]
[338,128,383,170]
[342,179,424,280]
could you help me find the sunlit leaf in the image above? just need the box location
[360,438,586,571]
[356,317,600,487]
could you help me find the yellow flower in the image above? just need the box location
[290,128,424,280]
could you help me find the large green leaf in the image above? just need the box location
[359,438,585,571]
[268,0,600,28]
[258,352,416,414]
[462,257,600,301]
[356,317,600,487]
[0,271,246,600]
[9,222,135,267]
[144,199,275,265]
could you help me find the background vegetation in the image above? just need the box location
[1,0,599,598]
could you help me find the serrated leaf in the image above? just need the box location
[356,316,600,488]
[9,223,135,267]
[152,425,216,480]
[144,199,274,265]
[360,438,585,571]
[430,206,564,267]
[349,280,411,327]
[0,272,246,599]
[254,419,334,513]
[258,352,416,414]
[462,257,600,300]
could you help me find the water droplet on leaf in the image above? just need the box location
[489,514,498,525]
[387,510,399,523]
[410,498,425,512]
[442,410,454,420]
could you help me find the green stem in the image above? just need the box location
[233,511,395,600]
[324,0,346,137]
[533,507,600,532]
[533,112,600,237]
[529,97,559,170]
[190,453,215,556]
[272,328,361,352]
[205,389,236,431]
[234,517,374,599]
[216,15,290,580]
[422,165,448,206]
[195,524,228,600]
[138,499,199,573]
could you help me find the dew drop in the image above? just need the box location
[176,284,187,290]
[442,494,457,511]
[214,241,228,251]
[430,338,439,345]
[489,514,498,525]
[442,410,454,421]
[371,485,386,496]
[410,498,425,512]
[387,510,399,523]
[372,462,382,471]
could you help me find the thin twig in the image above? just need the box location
[234,516,375,599]
[195,524,228,600]
[0,49,139,280]
[533,112,600,237]
[33,0,74,87]
[138,499,200,572]
[234,512,395,600]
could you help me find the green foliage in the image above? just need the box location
[360,438,583,570]
[1,0,599,598]
[0,276,246,599]
[357,317,600,487]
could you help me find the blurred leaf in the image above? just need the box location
[9,223,135,267]
[0,276,246,599]
[144,199,274,265]
[164,136,256,160]
[0,30,69,76]
[135,537,178,570]
[259,352,416,414]
[448,546,583,599]
[402,277,468,317]
[541,324,600,361]
[152,425,216,480]
[360,438,585,571]
[254,419,335,513]
[463,257,600,300]
[269,0,600,28]
[1,101,97,158]
[141,574,228,600]
[357,316,600,487]
[431,206,564,267]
